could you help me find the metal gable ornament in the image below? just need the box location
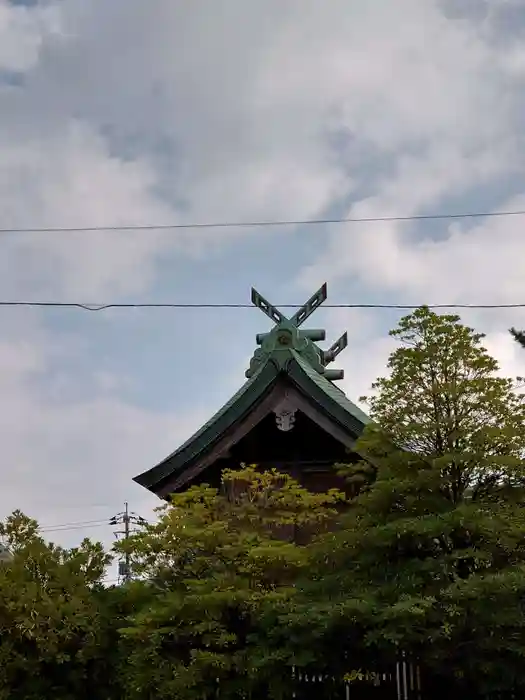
[246,283,349,431]
[273,392,297,432]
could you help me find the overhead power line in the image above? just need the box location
[38,515,151,534]
[40,518,113,529]
[40,522,111,533]
[2,207,525,234]
[0,301,524,311]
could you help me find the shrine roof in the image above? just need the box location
[289,349,370,427]
[133,284,370,496]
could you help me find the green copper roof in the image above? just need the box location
[289,350,370,429]
[245,283,349,383]
[133,361,277,490]
[134,284,370,495]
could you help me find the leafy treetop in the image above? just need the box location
[361,306,525,504]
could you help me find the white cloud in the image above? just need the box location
[0,314,210,552]
[0,119,181,299]
[321,306,399,405]
[1,0,525,558]
[2,0,524,300]
[0,2,61,73]
[483,329,525,379]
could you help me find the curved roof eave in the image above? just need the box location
[133,361,278,490]
[288,349,370,437]
[133,351,370,494]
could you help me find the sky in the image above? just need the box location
[2,0,525,578]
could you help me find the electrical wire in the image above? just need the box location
[40,522,112,533]
[3,207,525,233]
[39,518,113,530]
[38,517,153,534]
[0,301,523,311]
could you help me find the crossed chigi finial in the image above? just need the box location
[250,283,348,371]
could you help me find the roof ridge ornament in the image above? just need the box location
[245,283,348,380]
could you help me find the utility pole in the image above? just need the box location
[110,502,146,583]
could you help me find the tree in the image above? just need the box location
[288,308,525,695]
[0,511,115,700]
[363,306,525,503]
[115,465,344,700]
[510,327,525,349]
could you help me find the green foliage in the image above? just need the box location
[310,443,525,692]
[0,511,115,700]
[510,326,525,349]
[2,308,525,697]
[361,306,525,504]
[305,308,525,694]
[0,475,345,700]
[114,465,344,699]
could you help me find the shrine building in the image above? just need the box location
[134,284,370,499]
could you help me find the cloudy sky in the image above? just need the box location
[1,0,525,577]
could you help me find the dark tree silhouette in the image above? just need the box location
[510,327,525,348]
